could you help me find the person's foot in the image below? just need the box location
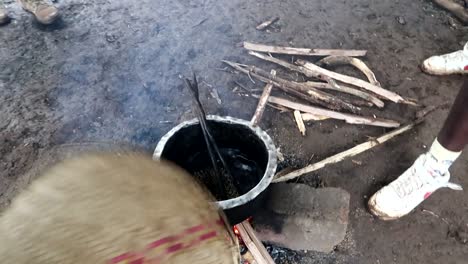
[0,5,10,25]
[17,0,58,24]
[422,43,468,75]
[368,153,463,220]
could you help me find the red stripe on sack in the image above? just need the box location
[186,224,206,234]
[129,258,145,264]
[464,65,468,71]
[137,229,221,262]
[109,217,225,262]
[146,235,179,250]
[199,230,218,241]
[109,252,134,263]
[166,243,184,253]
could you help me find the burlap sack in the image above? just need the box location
[0,153,239,263]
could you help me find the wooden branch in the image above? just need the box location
[317,56,381,87]
[256,17,280,30]
[294,110,306,136]
[320,77,375,107]
[273,121,419,183]
[242,222,275,264]
[223,60,361,113]
[308,89,371,108]
[433,0,468,24]
[267,96,400,128]
[236,221,275,264]
[224,60,334,109]
[246,51,405,103]
[236,224,266,264]
[301,113,330,121]
[244,42,367,57]
[246,63,362,113]
[305,81,385,108]
[251,70,276,126]
[296,59,407,103]
[248,50,324,78]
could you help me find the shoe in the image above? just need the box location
[0,5,9,25]
[422,43,468,75]
[17,0,59,24]
[368,153,463,220]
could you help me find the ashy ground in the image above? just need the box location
[1,0,467,263]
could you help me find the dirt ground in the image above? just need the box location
[1,0,468,263]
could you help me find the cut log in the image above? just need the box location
[244,42,367,57]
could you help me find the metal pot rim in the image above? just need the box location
[153,115,277,210]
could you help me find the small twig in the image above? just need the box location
[234,81,252,93]
[158,120,173,124]
[422,209,450,225]
[301,113,329,121]
[251,70,276,126]
[416,104,442,119]
[184,73,232,199]
[214,67,233,73]
[317,56,382,87]
[256,17,280,30]
[293,110,306,136]
[232,82,286,111]
[192,17,209,28]
[247,71,256,84]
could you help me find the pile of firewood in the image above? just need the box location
[224,42,417,132]
[222,42,441,264]
[225,43,432,263]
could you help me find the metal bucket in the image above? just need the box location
[153,116,277,224]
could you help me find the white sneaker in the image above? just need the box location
[368,153,463,220]
[422,43,468,75]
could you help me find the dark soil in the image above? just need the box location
[1,0,467,263]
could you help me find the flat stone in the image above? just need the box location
[253,184,350,253]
